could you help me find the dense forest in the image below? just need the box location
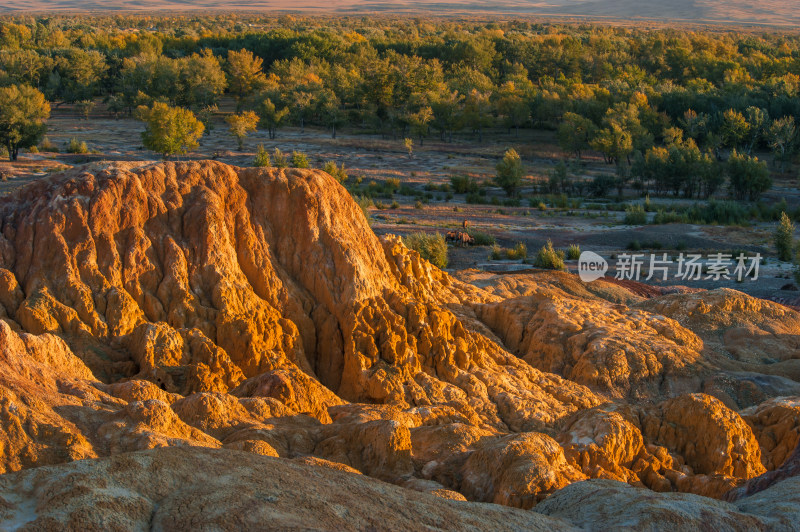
[0,14,798,200]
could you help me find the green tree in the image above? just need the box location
[775,212,795,262]
[591,123,633,165]
[767,116,796,171]
[495,81,530,136]
[558,112,596,159]
[225,110,259,150]
[0,84,50,161]
[727,150,771,201]
[226,49,267,111]
[179,50,227,108]
[743,106,767,154]
[0,23,32,50]
[430,89,462,143]
[318,89,345,139]
[257,97,290,140]
[136,102,204,158]
[720,109,750,150]
[409,106,434,145]
[48,49,108,103]
[462,89,493,143]
[0,49,49,86]
[495,148,524,196]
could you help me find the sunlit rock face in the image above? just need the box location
[0,160,797,529]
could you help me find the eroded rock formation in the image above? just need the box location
[0,161,798,530]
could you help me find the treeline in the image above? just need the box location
[1,15,799,198]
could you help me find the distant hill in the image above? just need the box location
[1,0,800,28]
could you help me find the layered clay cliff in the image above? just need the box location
[0,161,798,530]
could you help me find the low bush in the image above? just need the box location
[651,209,688,224]
[273,148,288,168]
[66,138,88,154]
[450,174,480,194]
[403,232,448,268]
[623,204,647,225]
[507,242,527,260]
[254,145,270,167]
[291,151,309,168]
[39,137,58,153]
[467,230,496,246]
[566,244,581,260]
[533,240,565,270]
[685,200,749,225]
[323,160,348,183]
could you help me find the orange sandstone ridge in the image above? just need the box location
[0,160,797,530]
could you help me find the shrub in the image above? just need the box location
[566,244,581,260]
[652,209,688,225]
[507,242,527,260]
[685,200,749,225]
[467,230,495,246]
[66,138,88,154]
[403,232,448,268]
[775,212,795,262]
[273,148,288,168]
[291,151,309,168]
[624,204,647,225]
[254,144,271,167]
[466,192,487,204]
[450,175,479,194]
[39,137,58,153]
[589,174,615,197]
[551,193,569,209]
[495,148,524,196]
[323,160,348,183]
[386,178,401,192]
[490,243,529,260]
[533,240,565,270]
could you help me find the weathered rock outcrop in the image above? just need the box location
[0,447,578,532]
[536,477,800,531]
[0,161,798,529]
